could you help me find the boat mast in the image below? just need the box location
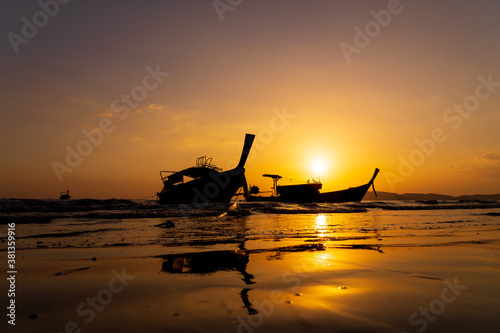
[263,174,282,197]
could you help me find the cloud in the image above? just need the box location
[480,151,500,161]
[99,112,115,118]
[146,104,165,111]
[448,148,500,177]
[137,104,165,112]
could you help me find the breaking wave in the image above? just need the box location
[2,198,499,251]
[1,198,500,222]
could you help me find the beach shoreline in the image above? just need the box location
[2,200,500,332]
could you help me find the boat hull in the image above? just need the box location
[316,182,371,203]
[157,168,246,205]
[277,183,322,203]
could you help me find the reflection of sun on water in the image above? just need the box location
[315,214,328,239]
[315,214,327,226]
[315,214,333,263]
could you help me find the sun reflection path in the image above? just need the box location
[315,214,328,240]
[314,214,336,264]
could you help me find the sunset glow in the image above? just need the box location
[1,1,500,199]
[310,158,329,177]
[2,3,500,333]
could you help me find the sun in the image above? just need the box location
[310,158,328,175]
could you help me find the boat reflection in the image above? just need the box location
[240,288,258,315]
[160,247,256,285]
[157,242,327,315]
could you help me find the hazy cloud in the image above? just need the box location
[480,150,500,161]
[449,148,500,176]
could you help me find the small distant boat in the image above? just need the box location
[157,133,255,204]
[247,168,379,203]
[59,190,71,200]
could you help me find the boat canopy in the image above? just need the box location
[263,174,282,180]
[160,156,223,188]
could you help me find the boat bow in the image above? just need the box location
[236,134,255,169]
[368,168,380,197]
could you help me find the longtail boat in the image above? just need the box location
[247,168,379,203]
[59,190,71,200]
[157,133,255,204]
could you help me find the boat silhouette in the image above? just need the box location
[59,190,71,200]
[157,133,255,204]
[247,168,379,203]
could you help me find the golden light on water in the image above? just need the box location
[315,214,328,240]
[315,214,327,225]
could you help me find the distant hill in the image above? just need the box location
[363,191,500,201]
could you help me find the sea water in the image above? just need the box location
[1,199,499,332]
[3,199,500,251]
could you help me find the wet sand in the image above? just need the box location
[2,203,500,332]
[5,236,500,332]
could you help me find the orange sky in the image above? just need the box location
[1,0,500,199]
